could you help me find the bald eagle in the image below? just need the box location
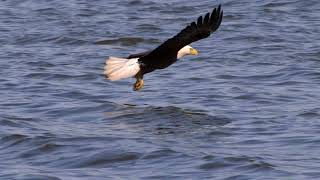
[104,5,223,91]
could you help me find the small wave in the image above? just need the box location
[216,73,285,81]
[0,115,37,128]
[19,174,61,180]
[34,7,59,16]
[95,37,158,46]
[23,71,96,81]
[62,150,141,168]
[24,72,72,80]
[262,1,297,8]
[0,134,56,155]
[237,160,275,171]
[136,24,162,32]
[14,33,51,45]
[19,143,64,159]
[160,6,196,14]
[199,161,233,170]
[199,155,276,172]
[142,149,178,160]
[0,134,29,148]
[297,110,320,118]
[49,36,90,45]
[125,0,157,6]
[25,61,55,68]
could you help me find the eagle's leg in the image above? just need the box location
[133,78,144,91]
[133,73,144,91]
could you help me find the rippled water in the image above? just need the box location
[1,0,320,179]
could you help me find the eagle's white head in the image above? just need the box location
[177,45,199,59]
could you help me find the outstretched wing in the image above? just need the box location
[138,5,223,66]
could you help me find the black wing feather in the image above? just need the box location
[204,13,210,25]
[127,50,152,59]
[138,5,223,69]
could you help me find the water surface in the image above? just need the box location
[1,0,320,179]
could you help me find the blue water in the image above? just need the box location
[1,0,320,179]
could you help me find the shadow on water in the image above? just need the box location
[104,104,232,135]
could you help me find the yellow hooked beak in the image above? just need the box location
[190,48,199,55]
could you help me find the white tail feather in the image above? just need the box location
[104,57,140,81]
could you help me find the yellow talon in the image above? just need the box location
[133,79,144,91]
